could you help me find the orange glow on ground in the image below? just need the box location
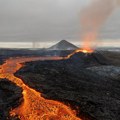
[0,56,81,120]
[64,48,93,59]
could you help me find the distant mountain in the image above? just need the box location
[48,40,78,50]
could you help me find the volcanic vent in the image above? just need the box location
[63,49,109,68]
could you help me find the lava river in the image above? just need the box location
[0,56,81,120]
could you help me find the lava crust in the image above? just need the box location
[16,52,120,120]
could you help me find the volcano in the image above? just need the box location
[48,40,78,50]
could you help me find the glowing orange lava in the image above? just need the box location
[64,48,93,59]
[0,56,81,120]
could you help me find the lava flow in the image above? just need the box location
[64,48,93,59]
[0,56,81,120]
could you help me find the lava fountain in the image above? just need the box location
[0,57,81,120]
[65,0,120,59]
[65,0,119,59]
[80,0,120,52]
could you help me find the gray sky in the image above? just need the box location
[0,0,120,43]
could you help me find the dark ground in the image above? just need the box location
[0,49,120,120]
[15,51,120,120]
[0,79,23,120]
[0,48,73,65]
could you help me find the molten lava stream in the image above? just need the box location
[64,48,93,59]
[0,56,81,120]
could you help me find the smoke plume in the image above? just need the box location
[80,0,120,50]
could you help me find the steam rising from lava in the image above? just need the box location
[80,0,120,50]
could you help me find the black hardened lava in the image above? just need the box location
[0,79,23,120]
[16,51,120,120]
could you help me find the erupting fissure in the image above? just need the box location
[0,56,81,120]
[65,48,93,59]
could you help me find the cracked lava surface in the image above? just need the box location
[0,56,81,120]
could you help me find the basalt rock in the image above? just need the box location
[0,79,23,120]
[16,51,120,120]
[67,51,110,67]
[87,65,120,79]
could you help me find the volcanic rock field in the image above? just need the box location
[0,50,120,120]
[15,51,120,120]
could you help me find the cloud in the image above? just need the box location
[0,0,119,43]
